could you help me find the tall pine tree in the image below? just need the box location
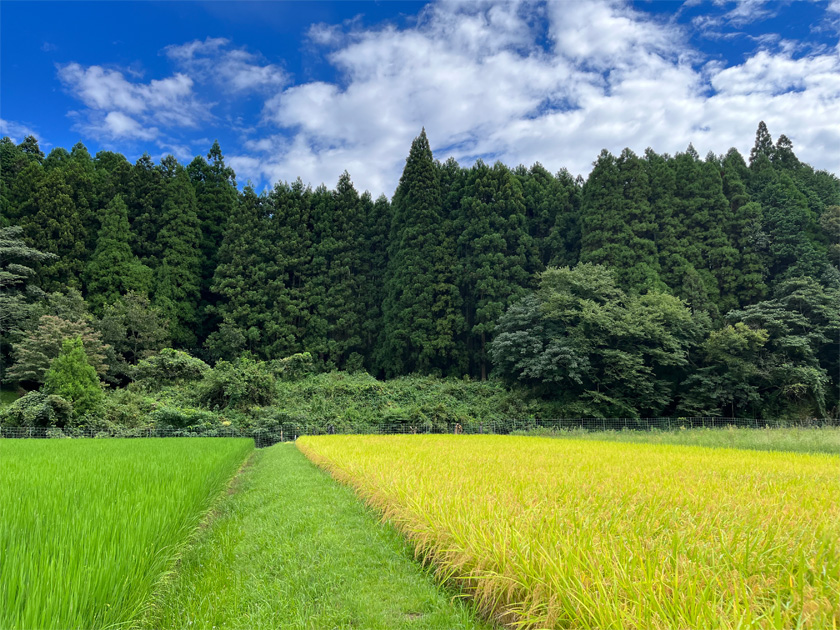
[153,158,201,347]
[380,129,463,376]
[84,195,151,313]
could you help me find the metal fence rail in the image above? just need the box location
[1,417,838,448]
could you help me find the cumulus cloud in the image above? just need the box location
[57,62,209,141]
[242,0,840,196]
[53,1,840,194]
[164,37,287,93]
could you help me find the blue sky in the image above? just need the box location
[2,0,839,196]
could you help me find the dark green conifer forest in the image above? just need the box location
[1,122,838,420]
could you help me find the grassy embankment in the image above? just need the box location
[513,425,840,455]
[0,387,19,408]
[300,435,840,630]
[143,443,491,630]
[0,438,252,630]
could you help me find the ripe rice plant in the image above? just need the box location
[0,438,253,630]
[299,435,840,629]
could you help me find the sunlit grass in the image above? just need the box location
[143,444,489,630]
[0,438,253,630]
[513,425,840,455]
[299,435,840,629]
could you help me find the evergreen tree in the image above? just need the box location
[20,167,87,291]
[760,171,826,283]
[0,227,55,379]
[380,129,463,376]
[153,158,201,347]
[92,151,132,212]
[9,315,109,385]
[518,163,581,269]
[720,148,767,305]
[263,179,314,360]
[666,147,739,313]
[580,149,662,291]
[127,154,165,266]
[208,186,272,360]
[361,193,391,368]
[84,195,151,313]
[1,136,44,226]
[749,121,774,166]
[456,161,535,378]
[188,141,238,339]
[43,336,104,419]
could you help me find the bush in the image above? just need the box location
[100,388,156,429]
[0,391,73,428]
[134,349,210,387]
[196,356,276,410]
[271,352,315,381]
[43,337,104,419]
[150,406,220,429]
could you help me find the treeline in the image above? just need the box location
[1,123,838,418]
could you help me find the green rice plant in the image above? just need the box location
[0,438,253,630]
[299,435,840,629]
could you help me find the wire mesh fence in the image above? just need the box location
[1,416,838,448]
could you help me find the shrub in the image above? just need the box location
[8,315,109,385]
[196,356,276,410]
[100,388,156,429]
[134,348,210,387]
[150,406,220,430]
[0,391,73,428]
[271,352,315,381]
[43,337,104,419]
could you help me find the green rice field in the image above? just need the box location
[0,438,253,630]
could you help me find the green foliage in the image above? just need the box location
[580,149,663,292]
[0,227,55,378]
[0,390,72,428]
[150,405,220,430]
[42,336,104,419]
[84,195,151,313]
[456,161,536,378]
[99,291,169,382]
[196,356,276,410]
[380,129,464,376]
[2,127,837,418]
[153,158,202,347]
[490,264,699,417]
[134,348,210,386]
[8,315,109,385]
[271,351,315,381]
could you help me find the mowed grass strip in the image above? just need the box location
[516,426,840,455]
[0,438,253,630]
[142,443,490,630]
[298,435,840,630]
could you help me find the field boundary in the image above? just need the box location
[1,416,838,447]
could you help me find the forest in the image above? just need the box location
[1,121,838,423]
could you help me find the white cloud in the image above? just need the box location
[164,37,287,93]
[0,119,43,144]
[244,0,840,196]
[52,1,840,194]
[57,62,209,141]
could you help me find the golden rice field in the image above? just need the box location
[298,435,840,630]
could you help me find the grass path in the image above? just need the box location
[143,443,491,630]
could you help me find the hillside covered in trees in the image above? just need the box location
[1,122,838,421]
